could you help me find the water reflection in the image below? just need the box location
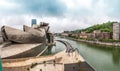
[76,41,120,65]
[112,48,120,65]
[45,40,66,55]
[47,46,53,54]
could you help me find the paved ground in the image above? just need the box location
[29,50,85,71]
[30,63,63,71]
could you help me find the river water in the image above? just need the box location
[51,37,120,71]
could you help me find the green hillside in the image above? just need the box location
[75,21,117,33]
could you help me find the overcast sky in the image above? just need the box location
[0,0,120,32]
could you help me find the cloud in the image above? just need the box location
[104,0,120,18]
[91,0,120,18]
[0,15,30,30]
[0,0,67,17]
[0,0,120,33]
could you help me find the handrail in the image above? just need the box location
[55,40,75,53]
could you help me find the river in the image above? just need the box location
[51,37,120,71]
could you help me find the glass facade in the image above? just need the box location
[31,19,37,26]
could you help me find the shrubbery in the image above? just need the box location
[99,39,120,42]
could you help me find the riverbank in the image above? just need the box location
[63,37,120,47]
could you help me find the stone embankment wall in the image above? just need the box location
[66,37,120,47]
